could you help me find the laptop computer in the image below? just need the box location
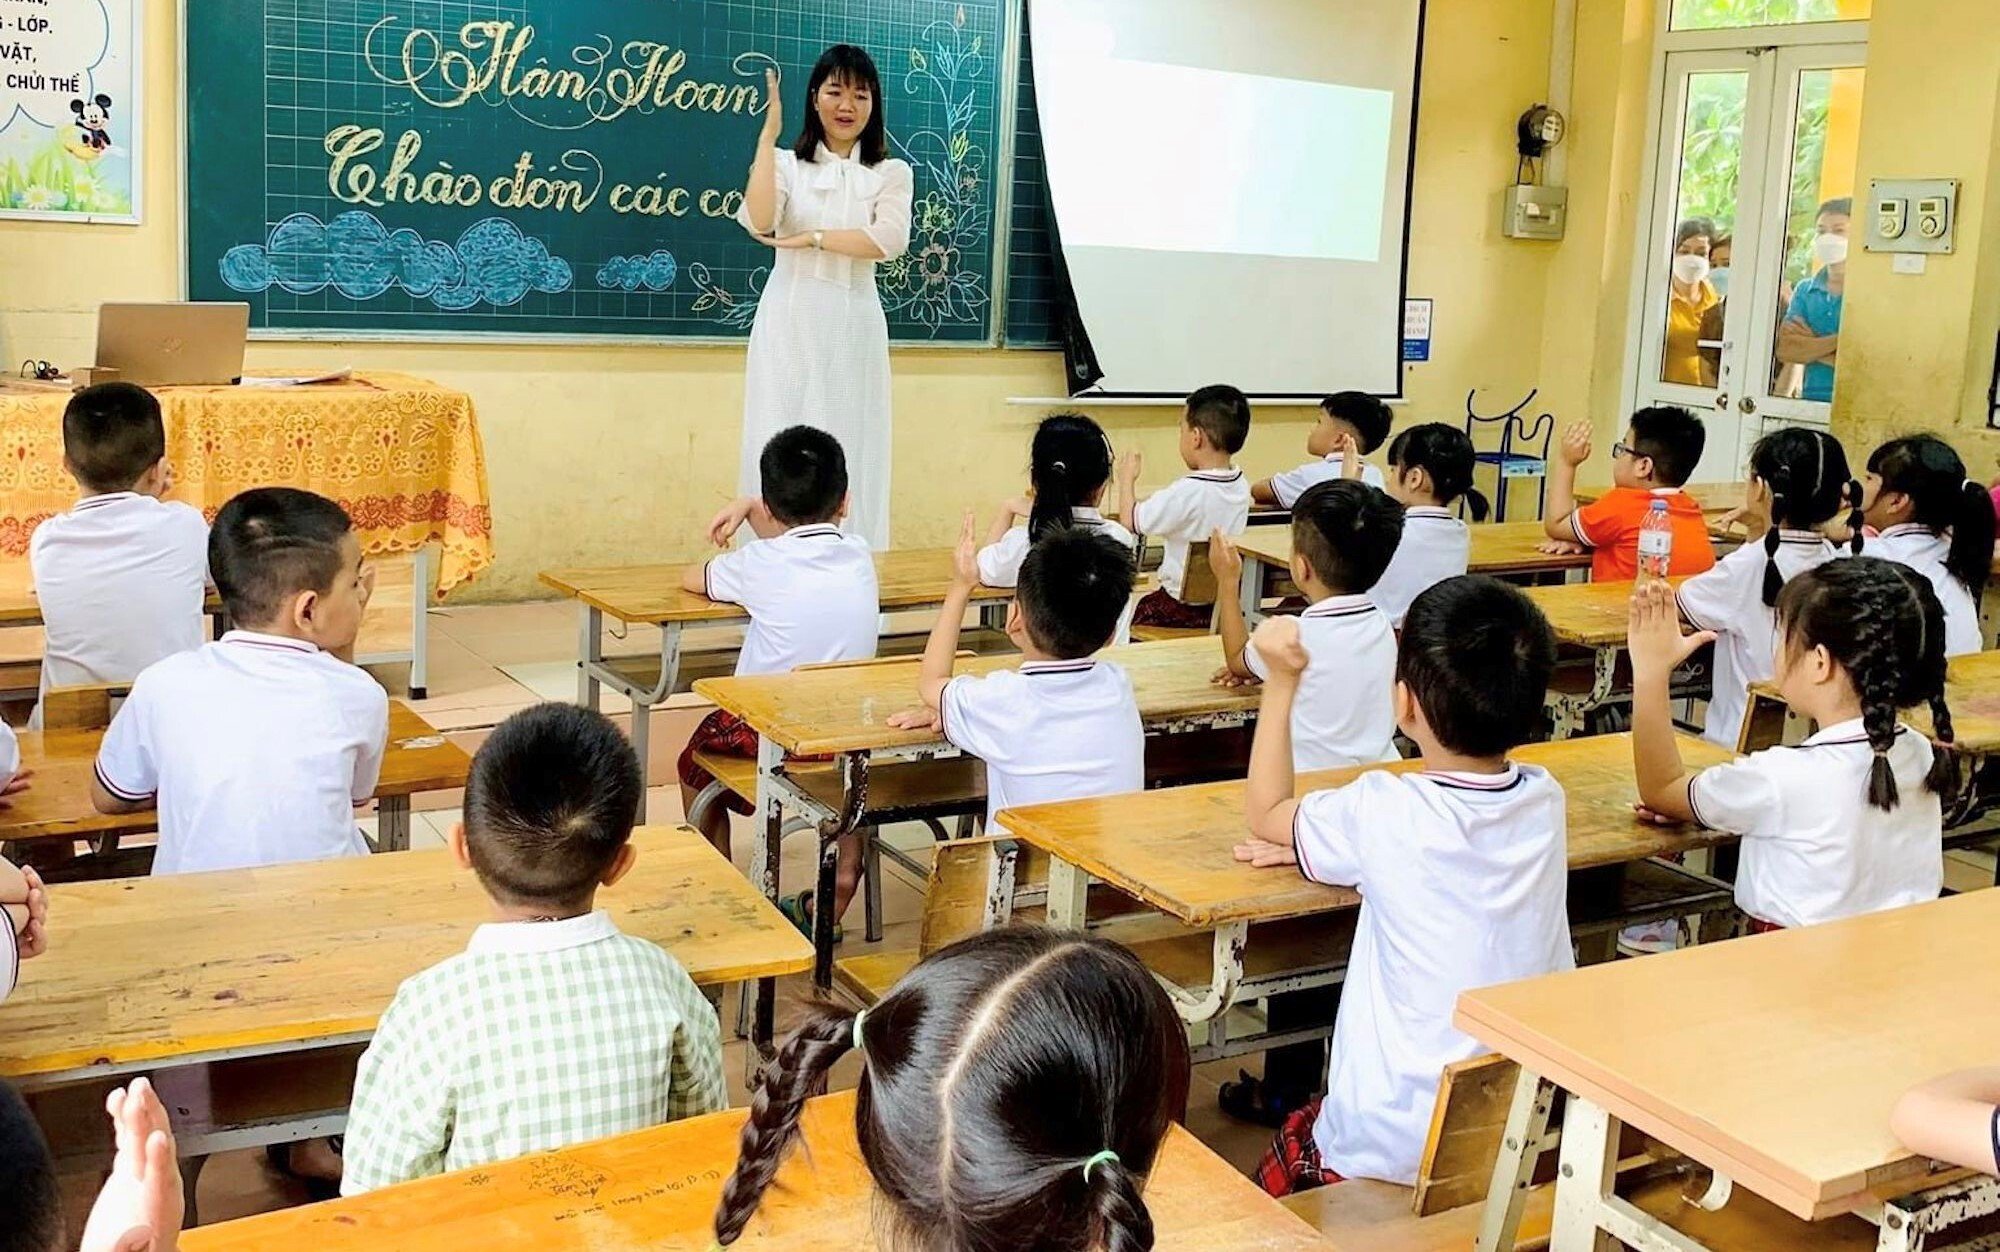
[94,302,250,387]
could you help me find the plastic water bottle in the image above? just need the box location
[1637,499,1673,583]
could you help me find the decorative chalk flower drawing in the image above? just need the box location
[701,2,994,337]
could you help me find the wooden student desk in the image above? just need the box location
[1523,577,1697,738]
[693,636,1261,1011]
[181,1089,1334,1251]
[0,827,811,1089]
[0,700,466,855]
[1233,520,1593,628]
[994,732,1735,1031]
[539,549,1014,800]
[1456,889,2000,1250]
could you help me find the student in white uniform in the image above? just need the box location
[91,488,388,876]
[28,383,209,726]
[976,412,1138,643]
[1856,434,1992,657]
[1113,384,1252,631]
[1678,428,1859,750]
[0,853,47,1004]
[1371,423,1491,626]
[891,518,1141,830]
[1629,559,1952,931]
[1252,391,1391,508]
[681,426,880,931]
[1234,576,1570,1193]
[1211,480,1404,771]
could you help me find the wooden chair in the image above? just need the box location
[40,681,128,730]
[1131,541,1220,642]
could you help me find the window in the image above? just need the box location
[1670,0,1871,32]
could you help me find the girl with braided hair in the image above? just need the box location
[1629,558,1952,931]
[713,927,1191,1251]
[1677,427,1860,749]
[1858,434,1994,657]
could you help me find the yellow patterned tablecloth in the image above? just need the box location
[0,372,493,597]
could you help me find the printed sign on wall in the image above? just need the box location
[0,0,141,222]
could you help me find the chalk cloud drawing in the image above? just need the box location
[596,250,678,292]
[220,211,573,310]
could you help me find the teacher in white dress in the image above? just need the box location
[734,45,913,549]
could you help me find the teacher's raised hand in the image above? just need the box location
[759,68,783,144]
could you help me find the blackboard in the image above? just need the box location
[1002,4,1058,348]
[185,0,1004,343]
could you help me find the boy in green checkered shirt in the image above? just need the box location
[340,703,728,1194]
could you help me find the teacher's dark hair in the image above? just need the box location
[792,44,889,168]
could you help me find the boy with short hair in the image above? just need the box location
[889,517,1142,829]
[1238,576,1573,1193]
[1114,383,1253,630]
[342,702,726,1194]
[1211,480,1405,770]
[678,425,879,925]
[1252,391,1392,507]
[90,487,386,875]
[1543,405,1717,582]
[29,382,208,725]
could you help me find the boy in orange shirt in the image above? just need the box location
[1542,405,1716,582]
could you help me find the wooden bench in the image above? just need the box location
[1130,541,1221,642]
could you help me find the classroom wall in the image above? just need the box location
[0,0,1612,600]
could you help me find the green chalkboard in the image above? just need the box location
[185,0,1003,342]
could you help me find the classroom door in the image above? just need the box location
[1633,43,1866,482]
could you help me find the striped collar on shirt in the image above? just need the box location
[784,523,845,541]
[1188,468,1244,484]
[1801,717,1909,750]
[1421,763,1526,792]
[1300,593,1379,620]
[1019,659,1099,676]
[220,630,319,655]
[1405,506,1457,522]
[69,491,141,514]
[1775,529,1830,546]
[1877,523,1936,541]
[467,909,621,956]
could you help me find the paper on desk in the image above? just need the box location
[238,368,354,387]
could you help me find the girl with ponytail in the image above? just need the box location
[714,927,1191,1251]
[1859,434,1993,656]
[1629,557,1950,931]
[1368,423,1489,626]
[1676,427,1858,748]
[977,413,1139,642]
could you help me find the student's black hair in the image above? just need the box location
[1027,412,1114,543]
[1398,576,1557,757]
[1183,384,1251,455]
[1319,391,1393,454]
[463,702,643,911]
[760,425,849,526]
[61,381,165,493]
[1867,435,1993,604]
[1776,557,1956,813]
[1817,196,1853,219]
[714,927,1191,1250]
[791,44,889,167]
[0,1080,63,1252]
[1386,422,1490,522]
[209,486,355,627]
[1016,529,1136,659]
[1626,404,1706,487]
[1749,427,1860,607]
[1290,480,1404,596]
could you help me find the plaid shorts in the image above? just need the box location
[1131,587,1215,630]
[676,709,760,816]
[1254,1098,1346,1198]
[1747,917,1785,935]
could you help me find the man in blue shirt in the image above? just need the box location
[1777,198,1850,403]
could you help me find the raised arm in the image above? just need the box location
[1628,581,1716,822]
[1542,421,1592,542]
[913,512,980,713]
[740,70,784,235]
[1208,530,1258,680]
[1111,451,1143,530]
[1241,618,1308,852]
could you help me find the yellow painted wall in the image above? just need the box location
[1,0,1619,600]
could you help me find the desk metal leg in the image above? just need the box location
[1551,1095,1711,1252]
[576,605,603,711]
[750,735,786,1059]
[378,796,411,853]
[409,545,432,700]
[1240,555,1267,629]
[1047,859,1089,930]
[1477,1068,1558,1252]
[979,599,1009,633]
[1549,646,1618,741]
[811,753,871,992]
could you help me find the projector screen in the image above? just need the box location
[1028,0,1423,397]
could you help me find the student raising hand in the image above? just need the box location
[1558,420,1593,467]
[1627,579,1717,686]
[79,1078,183,1252]
[950,509,980,587]
[1334,431,1364,480]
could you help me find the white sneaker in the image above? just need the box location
[1616,920,1682,956]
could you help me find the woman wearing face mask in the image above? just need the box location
[1662,217,1719,386]
[730,46,913,549]
[1696,234,1733,387]
[1776,197,1851,404]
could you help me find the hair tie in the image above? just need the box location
[1081,1149,1120,1182]
[852,1009,867,1052]
[1050,460,1068,474]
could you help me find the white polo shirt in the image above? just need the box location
[1688,717,1942,929]
[1269,455,1386,509]
[1369,506,1470,627]
[1293,763,1573,1184]
[976,509,1139,646]
[1677,531,1839,749]
[939,659,1144,827]
[28,492,210,722]
[95,631,389,875]
[1862,524,1981,657]
[0,720,17,787]
[1133,469,1250,600]
[703,523,880,676]
[1245,595,1399,771]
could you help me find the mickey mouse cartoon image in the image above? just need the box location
[70,94,113,156]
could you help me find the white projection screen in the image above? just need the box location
[1028,0,1424,397]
